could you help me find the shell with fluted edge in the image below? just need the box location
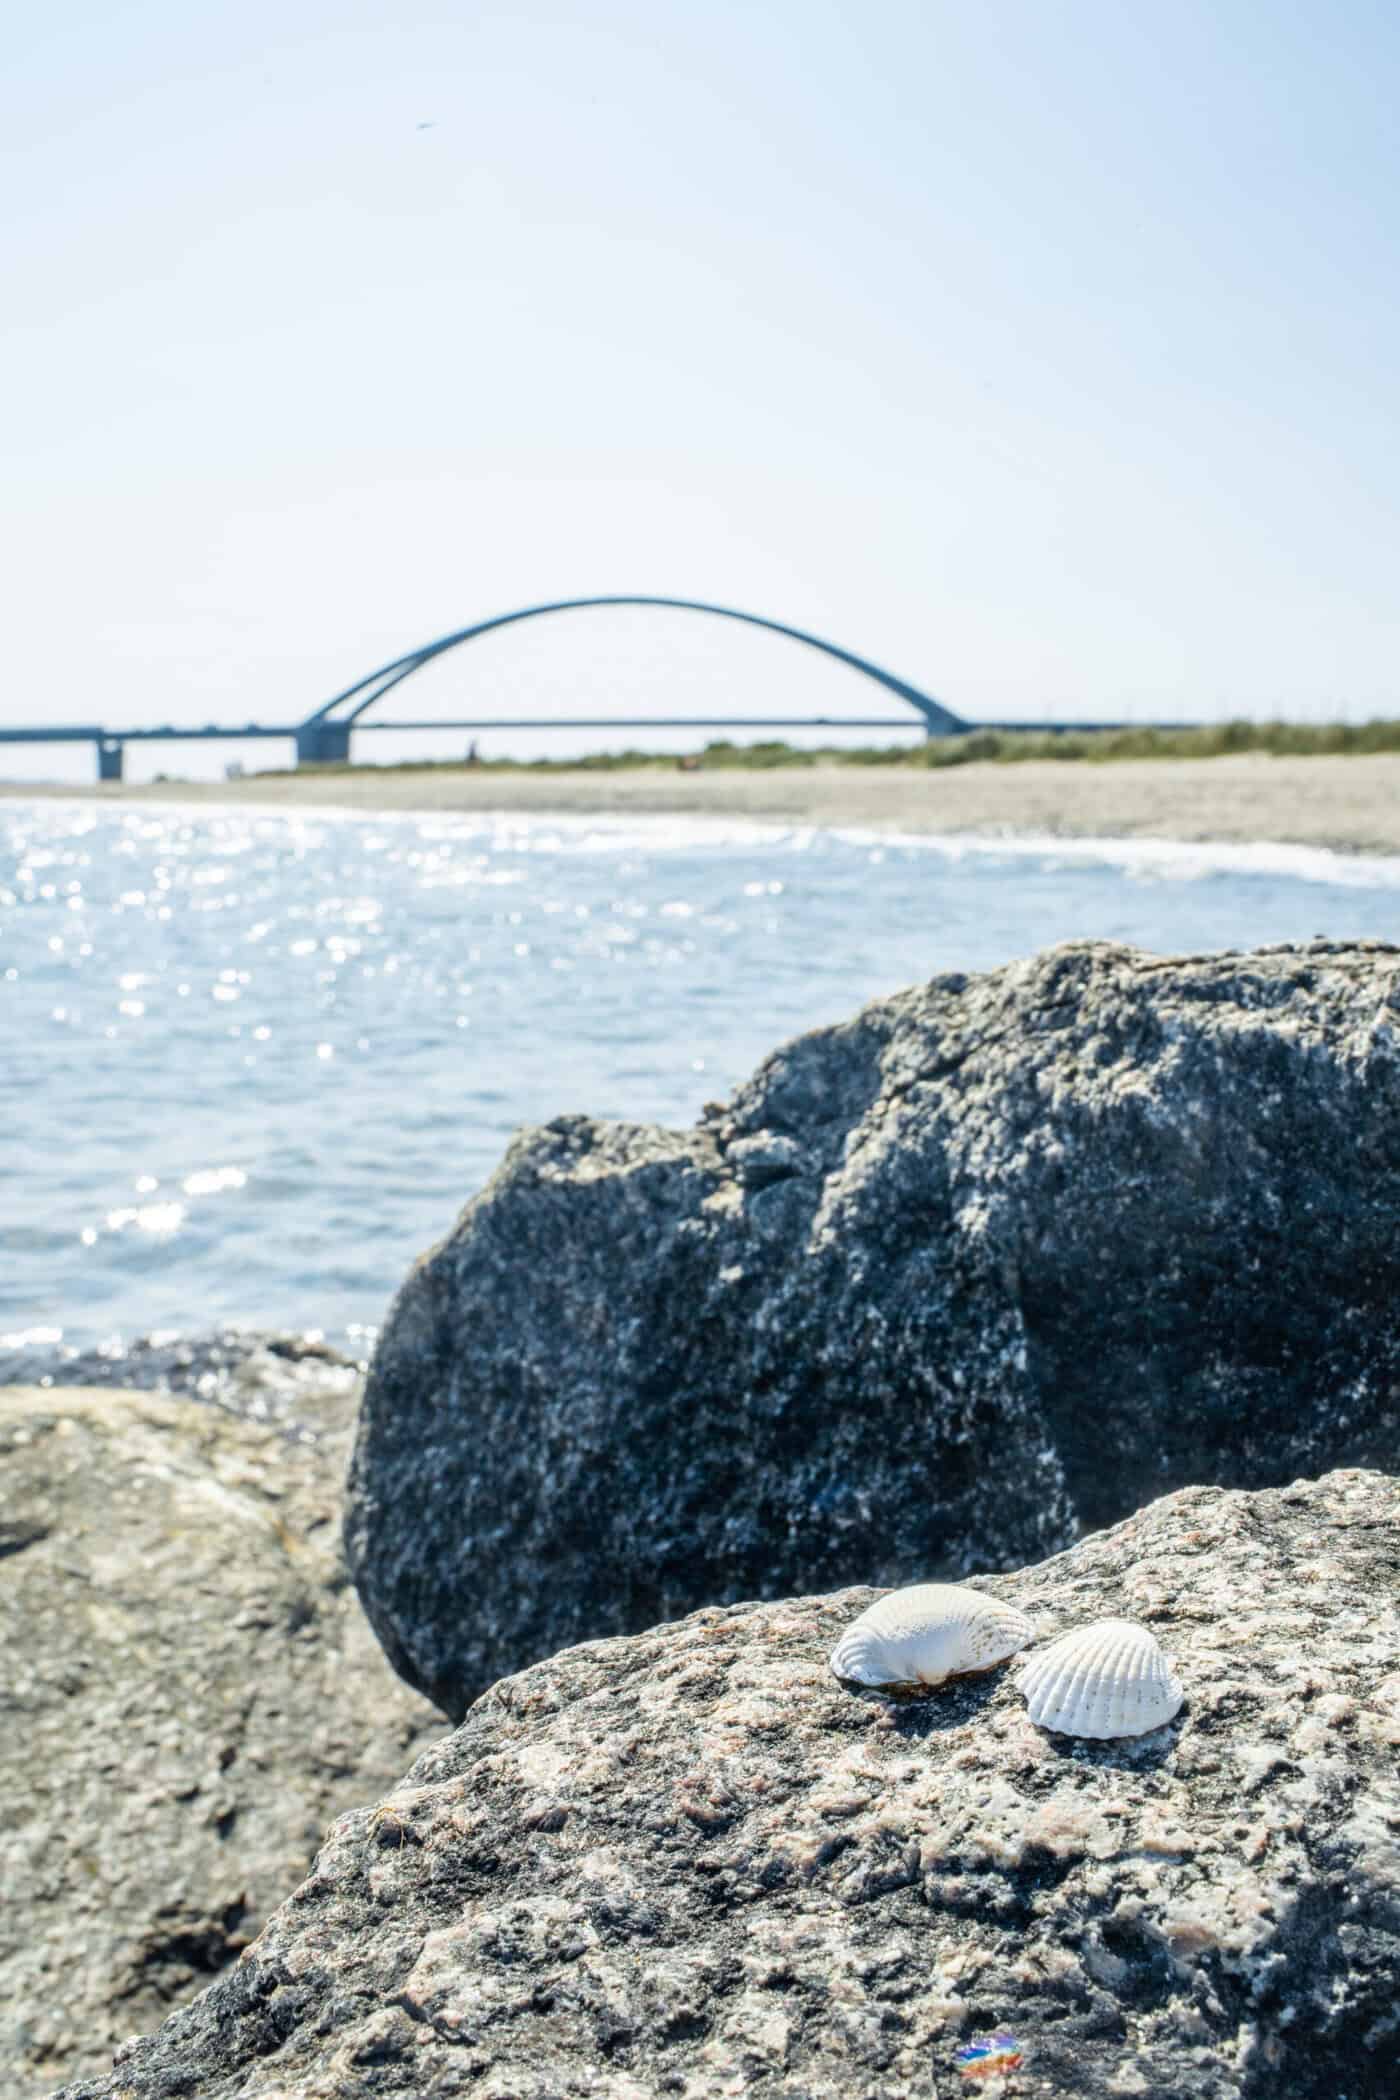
[1016,1617,1183,1739]
[829,1583,1035,1691]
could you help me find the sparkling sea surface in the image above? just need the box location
[3,798,1397,1352]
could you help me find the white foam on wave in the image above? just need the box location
[395,807,1400,890]
[303,803,1400,888]
[821,826,1400,891]
[12,794,1400,891]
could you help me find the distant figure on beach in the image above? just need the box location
[465,740,481,766]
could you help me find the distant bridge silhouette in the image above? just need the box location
[294,595,964,762]
[0,595,1155,780]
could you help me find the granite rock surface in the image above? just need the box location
[347,938,1400,1718]
[0,1384,444,2098]
[56,1469,1400,2100]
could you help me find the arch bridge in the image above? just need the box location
[0,596,1153,779]
[292,594,965,764]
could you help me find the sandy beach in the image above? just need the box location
[8,752,1400,857]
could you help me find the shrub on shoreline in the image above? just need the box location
[269,716,1400,777]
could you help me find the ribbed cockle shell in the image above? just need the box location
[830,1583,1035,1691]
[1016,1618,1183,1739]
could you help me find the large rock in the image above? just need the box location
[346,938,1400,1718]
[0,1384,444,2098]
[55,1468,1400,2099]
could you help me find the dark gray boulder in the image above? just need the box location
[0,1384,444,2098]
[346,938,1400,1720]
[54,1468,1400,2100]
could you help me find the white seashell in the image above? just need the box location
[830,1583,1035,1691]
[1016,1618,1183,1739]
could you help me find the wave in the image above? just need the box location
[11,794,1400,891]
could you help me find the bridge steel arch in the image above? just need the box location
[296,595,964,763]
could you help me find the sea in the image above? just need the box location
[3,797,1397,1361]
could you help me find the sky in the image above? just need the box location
[3,0,1398,779]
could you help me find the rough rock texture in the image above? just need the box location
[57,1469,1400,2100]
[346,938,1400,1718]
[0,1385,444,2098]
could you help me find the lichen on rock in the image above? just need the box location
[52,1468,1400,2100]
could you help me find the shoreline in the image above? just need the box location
[7,751,1400,856]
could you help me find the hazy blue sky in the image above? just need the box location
[4,1,1398,776]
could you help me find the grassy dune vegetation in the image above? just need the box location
[320,717,1400,775]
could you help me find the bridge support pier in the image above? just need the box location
[97,738,124,782]
[295,722,352,768]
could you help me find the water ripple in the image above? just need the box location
[2,799,1396,1345]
